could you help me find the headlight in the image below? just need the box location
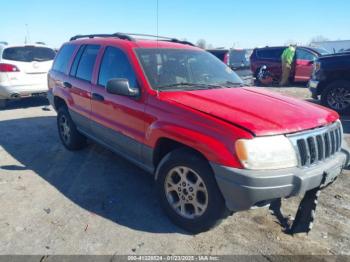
[235,136,298,170]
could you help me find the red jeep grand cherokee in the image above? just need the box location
[48,33,349,233]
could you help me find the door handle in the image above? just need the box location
[63,82,72,88]
[92,93,105,102]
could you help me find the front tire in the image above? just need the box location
[321,80,350,114]
[57,107,87,150]
[157,148,227,233]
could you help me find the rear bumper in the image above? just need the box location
[308,80,320,99]
[0,84,48,99]
[211,148,349,211]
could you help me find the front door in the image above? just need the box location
[90,46,146,164]
[294,48,316,82]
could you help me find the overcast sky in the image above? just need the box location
[1,0,349,48]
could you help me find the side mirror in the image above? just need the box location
[106,78,140,97]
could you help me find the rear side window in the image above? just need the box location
[98,47,137,88]
[52,44,76,73]
[3,46,56,62]
[256,48,283,60]
[75,45,100,82]
[70,45,86,76]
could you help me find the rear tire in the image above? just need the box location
[156,148,227,233]
[321,80,350,114]
[57,107,87,150]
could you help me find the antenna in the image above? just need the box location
[156,0,159,48]
[25,24,30,44]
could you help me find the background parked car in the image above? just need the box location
[206,49,230,66]
[309,52,350,113]
[207,48,253,78]
[0,43,56,108]
[250,46,329,86]
[229,49,252,70]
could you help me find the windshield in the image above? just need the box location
[136,48,243,91]
[2,46,56,62]
[310,47,330,55]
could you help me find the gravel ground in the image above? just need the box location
[0,89,349,256]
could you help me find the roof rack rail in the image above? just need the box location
[70,33,134,42]
[69,33,194,46]
[124,33,194,46]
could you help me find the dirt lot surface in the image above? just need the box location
[0,88,349,255]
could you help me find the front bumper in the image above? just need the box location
[308,80,319,100]
[211,149,349,211]
[0,84,48,99]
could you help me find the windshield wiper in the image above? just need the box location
[220,81,246,87]
[157,82,223,91]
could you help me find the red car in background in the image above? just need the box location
[250,46,329,85]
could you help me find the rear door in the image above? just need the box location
[1,46,55,87]
[90,46,145,164]
[66,44,100,132]
[294,48,317,82]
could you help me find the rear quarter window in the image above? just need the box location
[3,46,56,62]
[52,44,76,73]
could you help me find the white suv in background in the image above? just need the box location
[0,43,56,108]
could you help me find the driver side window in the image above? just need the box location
[98,47,137,88]
[296,49,316,61]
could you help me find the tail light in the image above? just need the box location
[0,63,20,72]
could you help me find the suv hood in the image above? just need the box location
[160,87,338,136]
[319,52,350,60]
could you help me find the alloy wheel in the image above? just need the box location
[59,115,71,144]
[327,87,350,110]
[164,166,208,219]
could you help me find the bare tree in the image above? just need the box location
[207,44,214,49]
[196,39,207,49]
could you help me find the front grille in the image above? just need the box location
[288,121,343,167]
